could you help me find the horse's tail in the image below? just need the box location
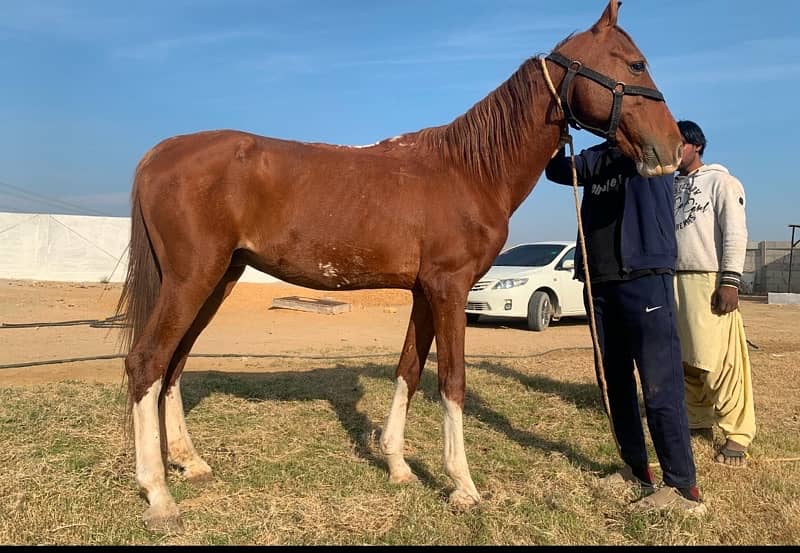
[115,163,161,435]
[116,170,161,355]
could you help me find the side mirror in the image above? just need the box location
[560,259,575,271]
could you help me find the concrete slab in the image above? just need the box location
[767,292,800,305]
[271,296,352,314]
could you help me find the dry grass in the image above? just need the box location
[0,348,798,545]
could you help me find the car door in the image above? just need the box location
[553,247,584,315]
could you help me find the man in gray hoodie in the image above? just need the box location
[673,120,756,467]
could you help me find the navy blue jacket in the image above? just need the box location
[545,143,677,280]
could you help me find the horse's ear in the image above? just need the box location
[592,0,621,31]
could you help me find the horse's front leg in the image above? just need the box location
[428,285,480,510]
[381,289,434,484]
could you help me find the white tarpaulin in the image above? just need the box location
[0,212,277,284]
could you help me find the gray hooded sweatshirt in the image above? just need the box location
[673,163,748,278]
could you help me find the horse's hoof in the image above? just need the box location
[185,469,214,486]
[186,472,213,486]
[171,457,214,486]
[389,471,419,485]
[448,489,481,512]
[143,506,185,535]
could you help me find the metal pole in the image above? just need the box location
[789,225,800,293]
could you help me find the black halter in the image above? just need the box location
[545,51,665,144]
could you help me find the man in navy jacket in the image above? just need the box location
[546,142,705,513]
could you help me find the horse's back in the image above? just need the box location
[132,128,506,292]
[134,128,455,232]
[133,130,432,288]
[136,129,283,179]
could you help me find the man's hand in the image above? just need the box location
[712,285,739,315]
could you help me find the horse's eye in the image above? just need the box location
[629,61,646,74]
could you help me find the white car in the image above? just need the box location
[465,241,586,331]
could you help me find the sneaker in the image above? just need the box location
[599,466,657,501]
[598,465,656,492]
[630,486,708,515]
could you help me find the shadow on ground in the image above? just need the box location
[180,360,608,494]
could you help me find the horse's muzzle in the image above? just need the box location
[636,142,681,177]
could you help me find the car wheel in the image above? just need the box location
[527,291,552,331]
[466,313,481,325]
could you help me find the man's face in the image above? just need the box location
[678,137,702,173]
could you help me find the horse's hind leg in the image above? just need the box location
[162,265,245,484]
[127,265,230,534]
[381,288,434,484]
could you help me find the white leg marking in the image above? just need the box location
[133,379,182,532]
[164,377,212,482]
[380,377,417,484]
[441,393,480,508]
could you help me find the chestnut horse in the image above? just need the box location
[118,1,682,533]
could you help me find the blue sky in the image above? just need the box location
[1,0,798,245]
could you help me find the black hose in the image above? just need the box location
[1,314,127,329]
[0,348,595,371]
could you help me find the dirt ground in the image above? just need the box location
[0,279,798,386]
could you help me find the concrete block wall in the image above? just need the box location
[745,240,800,294]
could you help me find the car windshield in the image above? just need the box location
[493,244,565,267]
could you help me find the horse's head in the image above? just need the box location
[548,1,681,176]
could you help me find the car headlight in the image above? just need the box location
[493,278,528,289]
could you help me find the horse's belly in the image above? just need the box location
[240,247,418,291]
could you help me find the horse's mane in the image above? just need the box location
[418,56,543,183]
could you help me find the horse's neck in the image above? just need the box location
[421,58,565,217]
[495,72,564,216]
[504,122,563,216]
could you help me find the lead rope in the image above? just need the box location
[540,57,621,457]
